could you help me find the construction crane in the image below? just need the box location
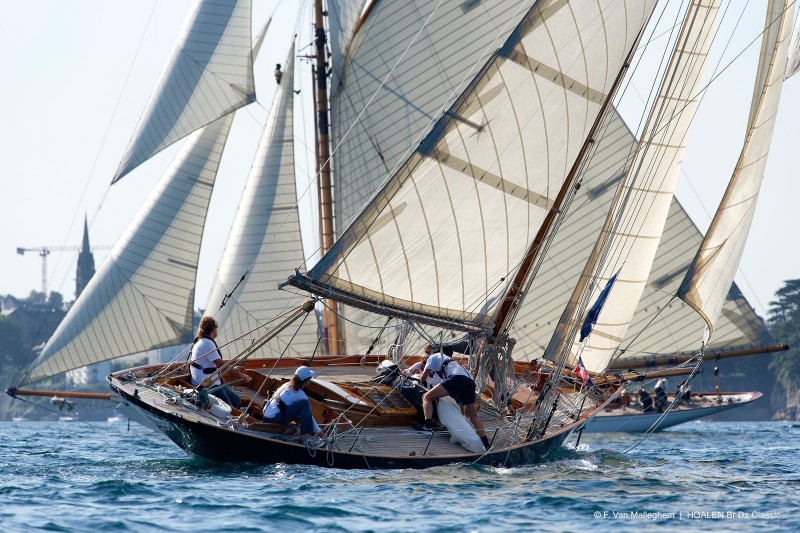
[16,245,111,299]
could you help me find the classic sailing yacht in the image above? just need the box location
[10,1,788,464]
[108,0,795,468]
[106,0,664,467]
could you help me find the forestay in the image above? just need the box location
[112,0,255,183]
[205,46,321,358]
[292,0,657,332]
[678,0,793,333]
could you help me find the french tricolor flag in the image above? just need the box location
[573,356,593,387]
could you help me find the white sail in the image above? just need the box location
[331,0,537,351]
[331,0,536,229]
[112,0,255,183]
[21,114,234,386]
[206,45,320,358]
[785,2,800,79]
[562,0,721,374]
[292,0,658,331]
[509,109,774,363]
[328,0,368,99]
[678,0,793,333]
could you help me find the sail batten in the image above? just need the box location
[112,0,255,183]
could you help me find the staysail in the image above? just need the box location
[17,6,267,387]
[205,45,321,358]
[19,115,234,386]
[112,0,255,183]
[677,0,793,332]
[291,0,658,332]
[545,0,721,375]
[509,108,776,364]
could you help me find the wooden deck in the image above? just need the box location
[112,362,591,459]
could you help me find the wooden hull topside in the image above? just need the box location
[107,358,597,469]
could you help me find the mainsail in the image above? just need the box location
[330,0,537,350]
[206,45,321,358]
[112,0,255,183]
[678,0,793,332]
[292,0,658,332]
[331,0,537,228]
[327,0,368,100]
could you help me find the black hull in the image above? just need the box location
[111,382,573,470]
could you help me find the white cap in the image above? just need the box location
[295,366,316,380]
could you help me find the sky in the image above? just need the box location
[1,0,799,325]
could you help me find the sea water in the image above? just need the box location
[0,420,797,532]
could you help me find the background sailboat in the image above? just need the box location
[583,0,795,432]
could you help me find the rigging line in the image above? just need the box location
[669,0,772,317]
[315,299,395,330]
[616,0,690,148]
[288,0,452,265]
[236,310,313,421]
[592,0,743,253]
[150,303,307,383]
[588,0,739,285]
[324,4,666,292]
[604,0,779,296]
[604,0,722,261]
[202,7,312,312]
[616,0,692,154]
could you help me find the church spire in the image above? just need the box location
[75,215,95,299]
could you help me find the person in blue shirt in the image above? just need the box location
[263,366,324,442]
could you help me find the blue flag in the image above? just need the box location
[579,272,619,342]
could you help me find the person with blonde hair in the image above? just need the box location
[189,316,251,408]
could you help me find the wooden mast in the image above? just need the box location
[314,0,341,355]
